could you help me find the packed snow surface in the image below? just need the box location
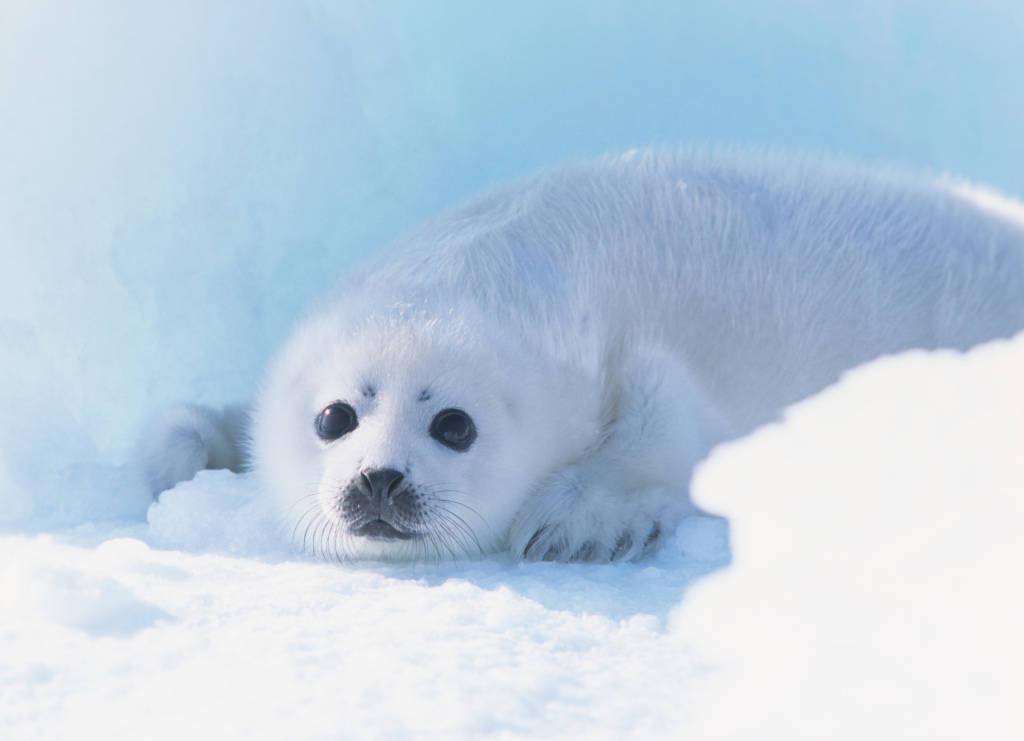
[2,336,1021,739]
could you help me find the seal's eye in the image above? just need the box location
[429,408,476,452]
[315,402,358,441]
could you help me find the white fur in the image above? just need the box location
[140,150,1024,562]
[138,403,248,495]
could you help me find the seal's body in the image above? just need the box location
[142,151,1024,562]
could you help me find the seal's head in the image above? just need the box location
[252,306,598,560]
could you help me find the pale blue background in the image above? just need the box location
[1,0,1022,525]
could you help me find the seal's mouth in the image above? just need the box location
[351,518,416,541]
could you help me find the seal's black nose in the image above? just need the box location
[359,468,405,503]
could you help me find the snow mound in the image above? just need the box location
[2,336,1021,738]
[0,537,171,638]
[677,335,1024,739]
[146,470,284,557]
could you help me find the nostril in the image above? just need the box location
[360,468,405,501]
[358,470,373,494]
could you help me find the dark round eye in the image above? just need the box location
[429,408,476,452]
[315,402,358,441]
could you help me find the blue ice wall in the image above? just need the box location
[2,0,1022,525]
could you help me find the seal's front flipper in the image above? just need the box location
[508,346,727,562]
[137,403,249,498]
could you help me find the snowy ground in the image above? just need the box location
[2,335,1021,739]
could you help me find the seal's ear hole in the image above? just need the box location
[502,394,518,418]
[429,408,477,452]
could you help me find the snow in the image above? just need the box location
[2,336,1021,739]
[676,338,1024,739]
[3,1,1023,737]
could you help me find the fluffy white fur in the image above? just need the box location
[140,150,1024,562]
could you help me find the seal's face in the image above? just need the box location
[305,355,508,560]
[254,312,592,560]
[314,399,479,544]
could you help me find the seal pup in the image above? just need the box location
[139,151,1024,562]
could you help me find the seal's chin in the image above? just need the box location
[350,519,417,541]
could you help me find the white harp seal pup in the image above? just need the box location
[140,151,1024,562]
